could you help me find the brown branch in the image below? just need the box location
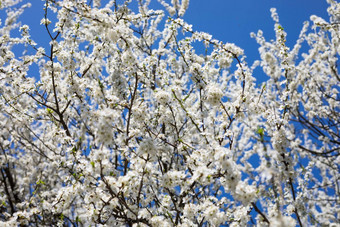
[251,202,270,224]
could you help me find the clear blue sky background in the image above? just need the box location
[183,0,329,61]
[8,0,331,82]
[182,0,330,82]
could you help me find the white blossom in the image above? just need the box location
[40,18,51,26]
[0,0,338,226]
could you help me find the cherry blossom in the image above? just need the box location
[0,0,339,226]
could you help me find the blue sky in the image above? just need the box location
[0,0,329,83]
[13,0,330,82]
[183,0,330,83]
[18,0,330,50]
[183,0,329,61]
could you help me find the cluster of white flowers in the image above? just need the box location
[138,138,157,156]
[40,18,52,26]
[155,89,171,105]
[206,83,223,106]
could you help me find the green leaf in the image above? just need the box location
[36,179,45,185]
[256,127,265,142]
[46,108,53,114]
[257,127,264,136]
[98,79,104,89]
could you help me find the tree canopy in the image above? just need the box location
[0,0,339,226]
